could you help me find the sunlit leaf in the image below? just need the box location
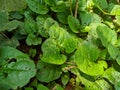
[75,41,107,76]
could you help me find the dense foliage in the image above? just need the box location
[0,0,120,90]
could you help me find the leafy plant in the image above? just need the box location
[0,0,120,89]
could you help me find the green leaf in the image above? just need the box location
[25,0,49,14]
[41,38,67,65]
[108,44,120,60]
[93,0,108,9]
[50,1,66,12]
[36,61,62,82]
[0,34,19,47]
[79,12,101,26]
[0,46,36,89]
[0,11,9,24]
[115,82,120,90]
[0,20,20,32]
[57,10,70,24]
[103,67,120,85]
[26,34,42,46]
[83,78,112,90]
[110,5,120,15]
[44,0,56,6]
[116,15,120,25]
[37,84,49,90]
[54,84,64,90]
[24,18,37,34]
[61,72,69,86]
[44,18,59,31]
[96,24,117,47]
[9,11,23,20]
[0,46,30,64]
[75,41,107,76]
[36,15,50,38]
[29,48,37,58]
[0,0,26,12]
[68,15,80,33]
[49,24,77,53]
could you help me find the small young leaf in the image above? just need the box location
[61,72,69,86]
[26,34,42,46]
[37,84,49,90]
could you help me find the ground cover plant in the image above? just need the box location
[0,0,120,90]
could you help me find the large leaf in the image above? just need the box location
[41,38,67,65]
[25,0,49,14]
[0,46,36,89]
[0,0,26,12]
[36,61,62,82]
[75,41,107,76]
[49,24,77,53]
[96,24,117,47]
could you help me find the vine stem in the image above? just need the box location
[74,0,78,18]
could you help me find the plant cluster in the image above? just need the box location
[0,0,120,90]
